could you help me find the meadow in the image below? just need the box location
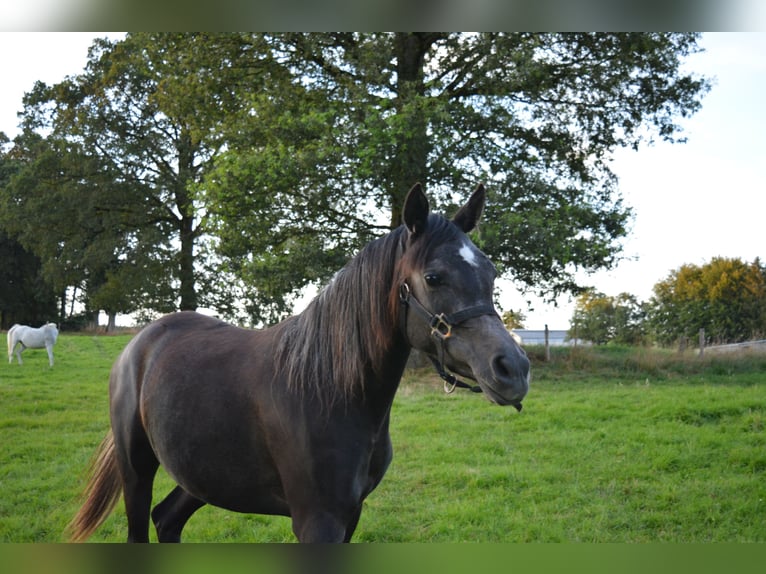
[1,334,764,542]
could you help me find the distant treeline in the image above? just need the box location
[568,257,766,347]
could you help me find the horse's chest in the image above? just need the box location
[294,417,393,493]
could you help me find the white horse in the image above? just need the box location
[7,323,59,367]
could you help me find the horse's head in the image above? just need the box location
[395,183,530,409]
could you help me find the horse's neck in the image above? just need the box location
[363,336,412,416]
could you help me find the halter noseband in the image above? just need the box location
[398,282,498,394]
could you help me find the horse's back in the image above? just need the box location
[7,323,56,346]
[110,312,268,407]
[146,311,266,367]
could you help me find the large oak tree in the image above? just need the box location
[208,33,709,320]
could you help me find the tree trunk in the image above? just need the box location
[389,33,437,229]
[59,289,67,326]
[69,286,77,317]
[175,130,198,312]
[178,215,197,311]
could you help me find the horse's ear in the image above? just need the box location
[403,183,430,235]
[452,184,486,233]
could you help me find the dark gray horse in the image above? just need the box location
[68,183,529,543]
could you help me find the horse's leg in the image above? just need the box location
[46,343,54,367]
[15,343,25,365]
[121,457,159,542]
[292,510,350,543]
[343,505,364,543]
[151,486,205,542]
[112,427,160,543]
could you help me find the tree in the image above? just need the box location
[611,293,648,345]
[570,289,614,345]
[502,309,527,330]
[648,257,766,346]
[209,33,710,320]
[1,128,175,327]
[0,230,58,329]
[569,290,647,345]
[4,33,710,326]
[0,134,58,329]
[4,34,271,321]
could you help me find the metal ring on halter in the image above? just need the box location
[398,282,411,303]
[429,314,453,340]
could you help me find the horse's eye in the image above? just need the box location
[424,273,442,287]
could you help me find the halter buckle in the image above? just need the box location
[429,314,453,340]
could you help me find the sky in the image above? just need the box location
[1,32,765,329]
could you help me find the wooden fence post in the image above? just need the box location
[699,328,705,357]
[545,324,551,362]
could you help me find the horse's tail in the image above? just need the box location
[7,324,18,363]
[67,431,123,542]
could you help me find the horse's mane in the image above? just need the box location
[277,214,463,407]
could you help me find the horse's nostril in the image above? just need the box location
[492,356,512,380]
[491,353,530,385]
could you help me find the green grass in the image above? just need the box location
[1,337,764,542]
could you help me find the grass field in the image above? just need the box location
[1,334,764,542]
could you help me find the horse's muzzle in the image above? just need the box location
[482,351,530,410]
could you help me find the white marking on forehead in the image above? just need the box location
[459,241,480,268]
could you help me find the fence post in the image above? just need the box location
[699,328,705,357]
[544,324,551,362]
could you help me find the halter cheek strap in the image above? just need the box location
[398,282,497,394]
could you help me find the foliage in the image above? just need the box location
[1,33,709,324]
[502,308,527,330]
[0,141,57,327]
[0,231,58,329]
[1,131,175,324]
[569,289,647,345]
[210,33,709,313]
[648,257,766,346]
[0,34,252,319]
[570,257,766,347]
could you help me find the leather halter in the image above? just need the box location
[398,282,498,394]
